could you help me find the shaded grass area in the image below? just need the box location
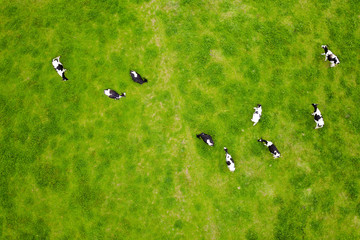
[1,0,360,239]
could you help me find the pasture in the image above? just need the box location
[1,0,360,239]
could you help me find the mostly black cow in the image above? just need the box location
[196,133,214,146]
[130,70,148,84]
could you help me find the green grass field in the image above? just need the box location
[1,0,360,239]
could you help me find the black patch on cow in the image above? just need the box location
[56,64,64,71]
[226,161,231,166]
[109,90,120,99]
[62,73,68,81]
[312,104,318,112]
[328,55,335,61]
[314,114,322,121]
[269,144,279,155]
[323,46,328,53]
[259,139,268,145]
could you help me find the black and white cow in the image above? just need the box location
[311,103,324,129]
[52,56,68,81]
[196,133,214,146]
[224,147,235,172]
[251,104,262,126]
[321,45,340,68]
[130,70,148,84]
[104,89,126,100]
[258,138,281,158]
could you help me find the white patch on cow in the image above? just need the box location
[104,89,111,96]
[206,139,213,146]
[131,71,138,78]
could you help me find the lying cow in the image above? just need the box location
[312,103,324,129]
[196,133,214,146]
[321,45,340,68]
[258,138,281,158]
[104,89,126,100]
[130,70,148,84]
[224,147,235,172]
[52,56,68,81]
[251,104,262,126]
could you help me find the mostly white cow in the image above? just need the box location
[104,89,126,100]
[196,133,214,146]
[52,56,68,81]
[258,138,281,158]
[321,45,340,68]
[224,147,235,172]
[312,103,324,129]
[251,104,262,126]
[130,70,148,84]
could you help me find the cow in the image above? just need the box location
[258,138,281,158]
[196,133,214,146]
[251,104,262,126]
[52,56,68,81]
[104,89,126,100]
[321,45,340,68]
[312,103,324,129]
[130,70,148,84]
[224,147,235,172]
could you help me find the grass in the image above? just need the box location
[1,0,360,239]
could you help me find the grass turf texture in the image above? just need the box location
[1,0,360,239]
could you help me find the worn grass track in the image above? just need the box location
[0,0,360,239]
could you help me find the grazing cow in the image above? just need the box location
[321,45,340,68]
[311,103,324,129]
[104,89,126,100]
[52,56,68,81]
[130,70,148,84]
[258,138,281,158]
[251,104,262,126]
[224,147,235,172]
[196,133,214,146]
